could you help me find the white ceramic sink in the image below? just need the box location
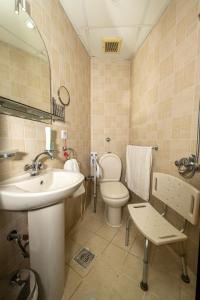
[0,168,84,211]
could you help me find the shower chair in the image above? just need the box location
[125,172,200,291]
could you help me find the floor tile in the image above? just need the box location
[180,285,195,300]
[112,225,136,251]
[84,233,110,256]
[96,224,119,241]
[122,252,144,282]
[129,234,145,258]
[69,226,95,245]
[62,266,82,300]
[70,259,119,300]
[148,266,181,300]
[112,273,145,300]
[80,214,104,233]
[151,245,181,277]
[101,243,128,273]
[143,292,162,300]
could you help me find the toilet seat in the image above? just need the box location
[100,182,129,199]
[100,182,129,208]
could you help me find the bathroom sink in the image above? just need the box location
[0,168,84,211]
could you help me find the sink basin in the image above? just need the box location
[0,168,84,211]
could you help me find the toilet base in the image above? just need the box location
[106,206,122,227]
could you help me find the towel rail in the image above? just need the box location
[130,145,158,151]
[152,146,158,150]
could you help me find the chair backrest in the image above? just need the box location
[152,172,200,225]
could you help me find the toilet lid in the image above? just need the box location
[100,182,129,199]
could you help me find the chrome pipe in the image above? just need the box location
[196,99,200,164]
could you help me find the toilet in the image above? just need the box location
[99,153,129,227]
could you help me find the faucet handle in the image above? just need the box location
[37,161,43,170]
[24,164,32,171]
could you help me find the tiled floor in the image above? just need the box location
[62,200,196,300]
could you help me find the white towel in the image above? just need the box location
[126,145,152,201]
[64,159,85,197]
[64,159,80,172]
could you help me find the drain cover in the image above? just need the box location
[74,248,95,268]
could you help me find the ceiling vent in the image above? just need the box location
[103,38,122,53]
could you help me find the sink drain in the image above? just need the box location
[73,248,95,268]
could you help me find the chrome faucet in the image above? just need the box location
[24,150,54,176]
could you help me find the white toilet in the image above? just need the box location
[99,153,129,227]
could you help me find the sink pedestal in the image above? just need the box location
[28,201,65,300]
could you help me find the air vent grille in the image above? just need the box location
[103,38,122,53]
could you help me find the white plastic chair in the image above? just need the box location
[125,172,200,291]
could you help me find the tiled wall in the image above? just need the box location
[0,41,50,112]
[130,0,200,273]
[91,58,130,178]
[0,0,90,277]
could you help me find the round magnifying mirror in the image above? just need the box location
[58,86,70,106]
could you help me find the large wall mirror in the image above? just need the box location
[0,0,51,119]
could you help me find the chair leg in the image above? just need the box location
[125,215,131,247]
[140,238,149,291]
[180,242,190,283]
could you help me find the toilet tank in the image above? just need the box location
[99,153,122,181]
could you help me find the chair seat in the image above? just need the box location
[128,203,187,246]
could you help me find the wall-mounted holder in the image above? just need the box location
[52,97,65,122]
[58,86,70,106]
[63,147,76,160]
[0,149,18,159]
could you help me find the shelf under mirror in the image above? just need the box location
[0,149,18,159]
[0,96,52,124]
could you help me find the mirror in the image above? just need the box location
[58,86,70,106]
[0,0,51,114]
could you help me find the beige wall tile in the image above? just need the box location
[130,0,200,274]
[91,58,130,179]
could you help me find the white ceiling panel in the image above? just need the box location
[60,0,171,59]
[144,0,171,24]
[61,0,87,28]
[84,0,149,27]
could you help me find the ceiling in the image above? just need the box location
[60,0,171,59]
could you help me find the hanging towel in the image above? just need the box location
[64,159,79,172]
[64,159,85,198]
[126,145,152,201]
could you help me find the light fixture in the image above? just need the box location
[25,19,35,29]
[15,0,20,15]
[14,0,27,14]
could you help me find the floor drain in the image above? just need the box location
[73,248,95,268]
